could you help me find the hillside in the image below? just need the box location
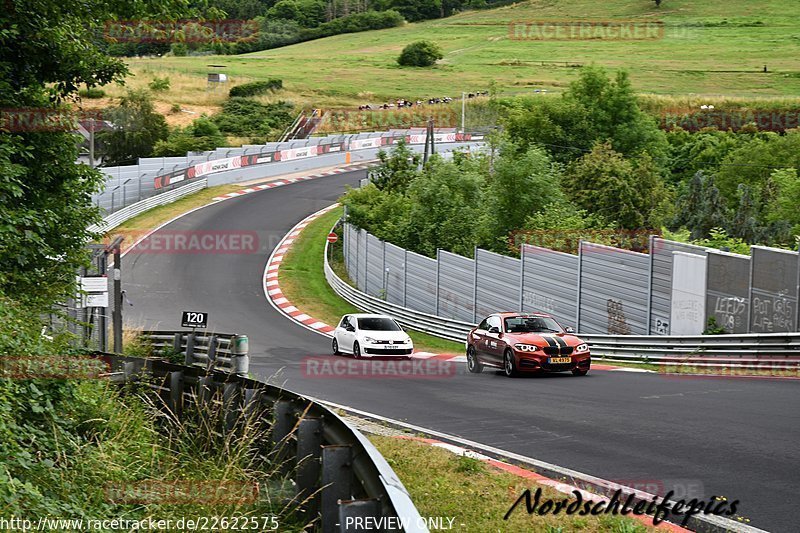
[106,0,799,117]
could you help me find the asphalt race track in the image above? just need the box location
[124,170,800,532]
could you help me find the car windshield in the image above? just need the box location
[358,317,402,331]
[504,316,562,333]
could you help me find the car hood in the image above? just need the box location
[358,330,410,342]
[507,333,582,347]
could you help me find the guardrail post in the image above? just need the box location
[185,332,196,365]
[321,445,353,533]
[222,381,241,434]
[296,417,323,515]
[271,400,294,472]
[207,335,218,366]
[231,334,249,377]
[338,499,381,533]
[197,375,213,409]
[168,371,184,418]
[172,332,182,356]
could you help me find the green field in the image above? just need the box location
[118,0,800,107]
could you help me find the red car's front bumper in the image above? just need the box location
[514,352,591,373]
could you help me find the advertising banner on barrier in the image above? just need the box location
[193,156,243,178]
[279,145,319,161]
[156,156,244,189]
[350,138,381,150]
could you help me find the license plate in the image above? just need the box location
[549,357,572,364]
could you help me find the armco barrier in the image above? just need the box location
[325,233,800,371]
[88,179,207,233]
[102,345,427,533]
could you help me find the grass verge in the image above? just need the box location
[278,207,466,354]
[371,436,660,532]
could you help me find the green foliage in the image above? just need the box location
[767,168,800,240]
[78,87,106,99]
[703,316,728,335]
[369,140,421,193]
[502,67,668,165]
[397,40,444,67]
[672,171,729,240]
[212,98,294,139]
[562,142,668,230]
[98,89,169,166]
[228,79,284,98]
[268,0,327,28]
[480,143,562,251]
[152,117,227,157]
[148,76,171,92]
[518,203,611,255]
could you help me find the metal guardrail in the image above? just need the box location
[324,233,800,371]
[140,330,250,376]
[106,334,427,533]
[88,179,207,233]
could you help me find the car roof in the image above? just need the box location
[345,313,395,319]
[494,312,553,318]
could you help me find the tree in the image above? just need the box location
[98,90,168,166]
[0,0,191,301]
[480,142,562,250]
[502,67,668,166]
[562,142,667,230]
[672,171,729,240]
[369,140,421,193]
[397,40,443,67]
[402,156,484,257]
[152,117,227,157]
[765,168,800,242]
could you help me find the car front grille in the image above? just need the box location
[543,346,574,356]
[364,348,413,355]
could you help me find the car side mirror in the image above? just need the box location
[565,326,575,333]
[488,326,500,334]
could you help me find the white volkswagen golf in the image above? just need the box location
[332,314,414,358]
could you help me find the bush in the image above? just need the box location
[152,117,227,156]
[301,10,404,40]
[148,76,170,92]
[397,40,443,67]
[212,98,294,139]
[228,79,283,98]
[78,87,106,99]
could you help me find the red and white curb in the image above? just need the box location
[262,204,468,362]
[396,435,690,533]
[212,163,373,202]
[263,204,341,336]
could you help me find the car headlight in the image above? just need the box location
[363,336,377,344]
[404,337,412,344]
[575,343,589,354]
[514,344,539,353]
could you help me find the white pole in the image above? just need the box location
[461,92,466,133]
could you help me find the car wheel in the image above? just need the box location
[332,337,340,355]
[503,349,519,378]
[352,341,361,359]
[466,345,483,374]
[572,368,588,376]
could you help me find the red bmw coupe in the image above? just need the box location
[466,312,591,377]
